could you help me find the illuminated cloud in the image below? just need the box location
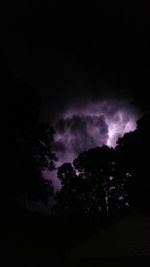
[53,100,138,162]
[47,99,139,190]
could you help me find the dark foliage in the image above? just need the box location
[116,113,150,214]
[3,65,56,216]
[54,113,150,218]
[54,146,130,218]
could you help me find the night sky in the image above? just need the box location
[4,7,150,115]
[2,6,150,265]
[4,7,150,190]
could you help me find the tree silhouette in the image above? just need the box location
[116,113,150,214]
[54,163,80,217]
[54,146,129,218]
[3,68,56,216]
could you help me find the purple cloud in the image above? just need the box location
[47,99,139,190]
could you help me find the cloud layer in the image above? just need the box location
[45,99,139,190]
[53,100,138,165]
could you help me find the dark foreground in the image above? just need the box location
[1,210,150,266]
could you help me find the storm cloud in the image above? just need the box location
[52,99,139,168]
